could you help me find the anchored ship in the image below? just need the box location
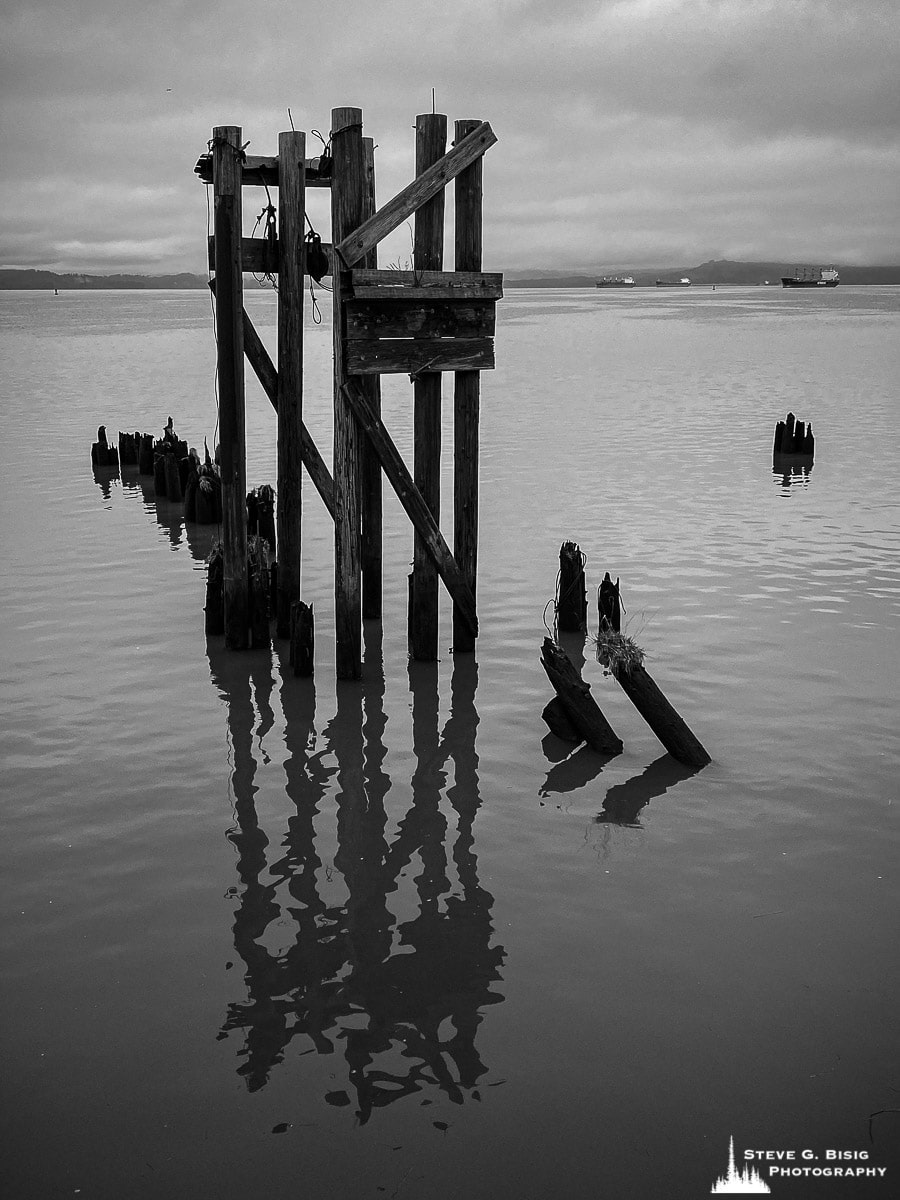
[595,275,635,288]
[655,277,691,287]
[781,266,839,288]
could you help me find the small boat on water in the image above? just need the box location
[781,266,839,288]
[656,277,691,287]
[595,275,635,288]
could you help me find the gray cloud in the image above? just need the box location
[2,0,898,272]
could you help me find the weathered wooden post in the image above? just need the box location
[212,125,248,649]
[331,107,367,678]
[540,637,623,755]
[557,541,587,632]
[360,137,383,621]
[453,118,483,654]
[410,113,447,661]
[275,130,306,638]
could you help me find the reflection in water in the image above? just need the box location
[208,637,505,1122]
[595,754,700,827]
[91,463,120,500]
[773,458,813,490]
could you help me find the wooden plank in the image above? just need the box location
[275,130,305,639]
[410,113,447,662]
[208,236,333,277]
[195,153,331,188]
[331,107,367,679]
[360,136,382,621]
[346,337,494,376]
[208,279,336,520]
[345,299,495,339]
[342,381,477,638]
[212,125,248,649]
[349,268,503,300]
[453,117,484,654]
[335,121,496,267]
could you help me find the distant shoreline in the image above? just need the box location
[2,260,900,290]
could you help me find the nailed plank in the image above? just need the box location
[345,299,495,339]
[335,121,496,267]
[208,236,333,276]
[346,337,494,376]
[341,381,477,637]
[349,268,503,301]
[195,153,331,188]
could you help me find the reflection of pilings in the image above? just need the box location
[208,645,282,1090]
[596,753,699,826]
[213,636,505,1116]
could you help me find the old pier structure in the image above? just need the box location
[196,110,500,676]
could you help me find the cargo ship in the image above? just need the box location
[595,275,635,287]
[781,266,839,288]
[655,277,691,287]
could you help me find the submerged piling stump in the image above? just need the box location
[290,601,315,676]
[596,630,711,768]
[540,636,623,755]
[205,543,225,635]
[164,453,182,503]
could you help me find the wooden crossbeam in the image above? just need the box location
[345,300,495,339]
[349,268,503,301]
[195,153,331,188]
[346,337,494,376]
[207,236,333,277]
[207,279,335,519]
[341,381,478,636]
[335,121,496,267]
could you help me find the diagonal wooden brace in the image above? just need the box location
[335,121,496,268]
[208,279,335,519]
[341,380,478,638]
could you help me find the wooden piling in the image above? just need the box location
[557,541,587,632]
[596,630,711,768]
[331,107,367,678]
[205,542,225,635]
[276,129,305,639]
[598,572,621,632]
[453,118,483,654]
[540,637,623,755]
[410,112,447,661]
[360,137,383,620]
[138,434,154,475]
[212,124,248,649]
[248,536,270,649]
[290,600,315,676]
[163,453,182,503]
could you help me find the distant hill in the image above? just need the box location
[0,269,209,290]
[506,260,900,287]
[3,260,899,291]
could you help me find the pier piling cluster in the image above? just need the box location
[542,541,711,769]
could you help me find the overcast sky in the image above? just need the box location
[2,0,898,274]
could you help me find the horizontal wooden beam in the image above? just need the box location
[349,268,503,301]
[207,279,335,519]
[346,337,494,376]
[207,236,333,276]
[194,153,331,188]
[345,299,495,340]
[335,121,496,267]
[342,380,478,636]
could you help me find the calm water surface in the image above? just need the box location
[1,286,898,1199]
